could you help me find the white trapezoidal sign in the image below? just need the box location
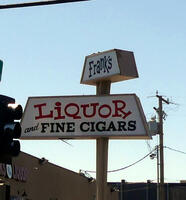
[21,94,150,140]
[80,49,139,85]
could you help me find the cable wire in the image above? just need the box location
[84,145,186,174]
[164,146,186,155]
[0,0,89,9]
[85,147,157,174]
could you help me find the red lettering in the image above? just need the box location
[54,102,65,120]
[33,98,132,120]
[81,103,99,118]
[112,100,132,119]
[34,103,53,120]
[12,165,17,179]
[20,167,24,181]
[22,168,28,182]
[13,165,28,182]
[98,104,112,118]
[65,103,81,119]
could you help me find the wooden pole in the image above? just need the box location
[96,81,111,200]
[158,96,165,200]
[157,145,160,200]
[156,95,169,200]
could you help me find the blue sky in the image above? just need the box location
[0,0,186,182]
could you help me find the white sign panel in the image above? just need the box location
[81,50,120,84]
[80,49,139,86]
[21,94,150,139]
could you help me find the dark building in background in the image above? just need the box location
[109,180,186,200]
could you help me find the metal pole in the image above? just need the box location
[96,81,111,200]
[120,179,125,200]
[146,180,149,200]
[166,183,169,200]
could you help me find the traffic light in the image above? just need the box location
[0,95,23,162]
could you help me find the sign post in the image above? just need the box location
[81,49,148,200]
[96,80,111,200]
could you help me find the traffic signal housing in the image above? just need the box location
[0,95,23,162]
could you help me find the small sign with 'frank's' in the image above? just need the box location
[80,49,139,86]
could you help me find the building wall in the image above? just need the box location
[169,186,186,200]
[110,181,186,200]
[0,152,118,200]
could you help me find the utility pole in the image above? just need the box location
[156,145,160,200]
[155,94,169,200]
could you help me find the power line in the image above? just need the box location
[84,146,186,174]
[0,0,89,9]
[85,147,157,174]
[108,149,155,173]
[164,146,186,155]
